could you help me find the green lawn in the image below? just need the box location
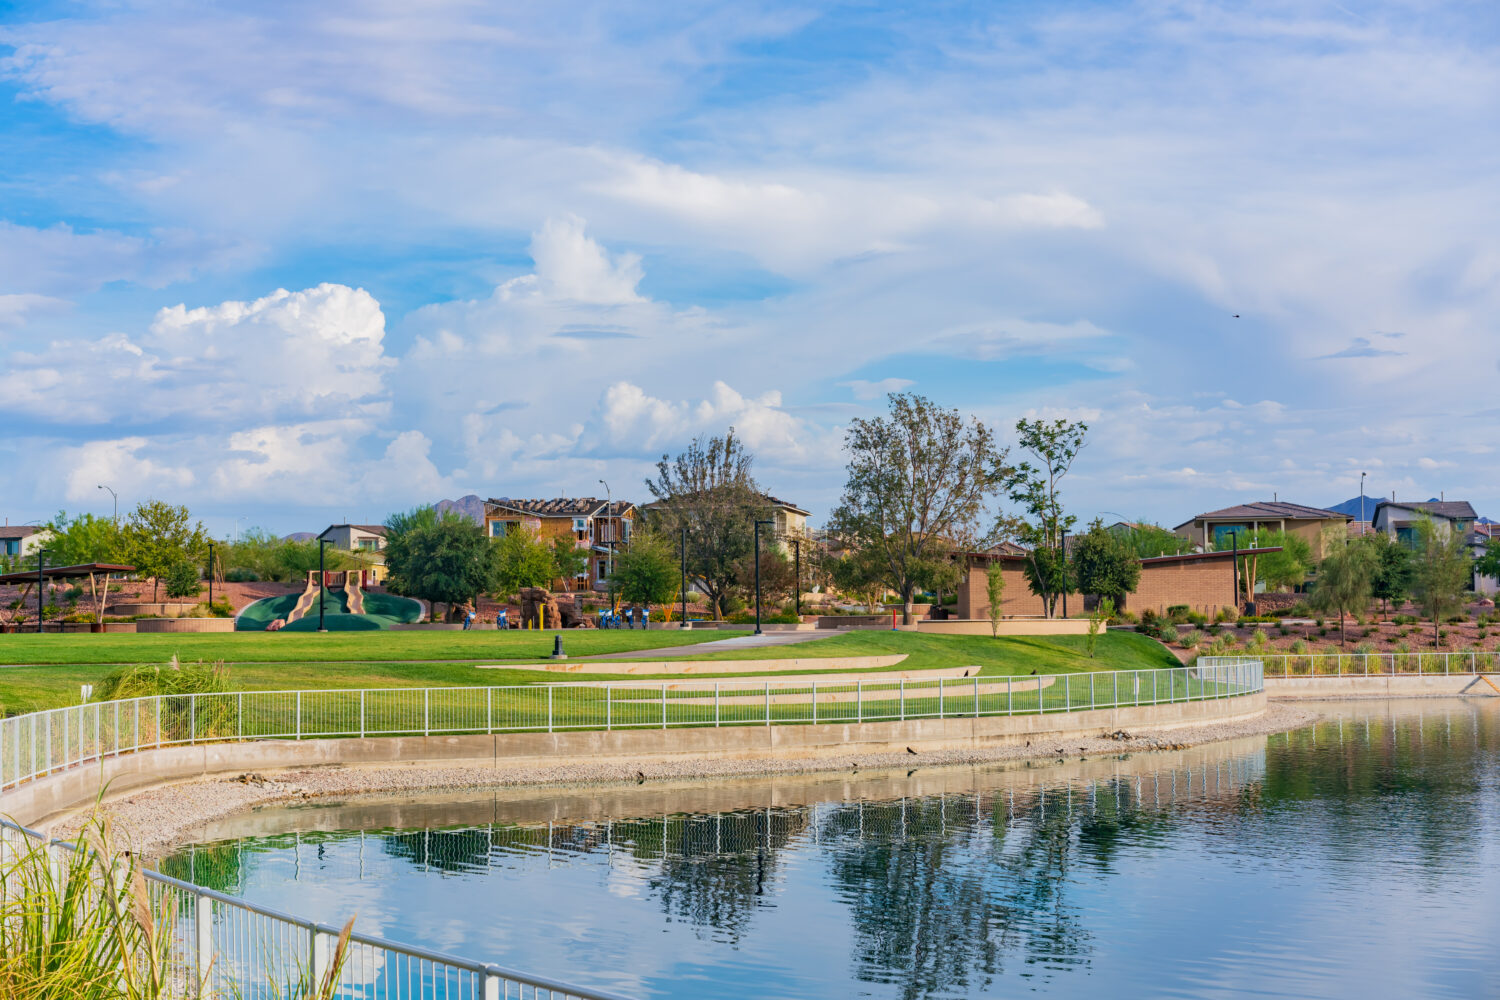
[0,631,1179,715]
[0,629,740,666]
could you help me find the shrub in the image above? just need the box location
[1214,606,1239,624]
[1396,640,1411,654]
[1290,639,1308,654]
[1186,611,1208,627]
[1166,604,1190,622]
[1445,613,1468,624]
[224,567,260,582]
[191,599,235,618]
[1158,623,1179,644]
[1353,641,1376,655]
[162,560,201,601]
[1178,628,1203,649]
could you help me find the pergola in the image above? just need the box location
[0,563,136,630]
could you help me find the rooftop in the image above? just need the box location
[319,523,387,537]
[486,498,635,518]
[1176,501,1349,529]
[0,525,43,540]
[1374,499,1478,520]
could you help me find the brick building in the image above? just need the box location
[483,498,635,591]
[956,546,1282,619]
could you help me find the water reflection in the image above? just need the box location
[161,699,1500,1000]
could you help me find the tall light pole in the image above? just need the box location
[317,538,331,633]
[207,542,215,609]
[753,519,775,635]
[1226,528,1242,608]
[598,479,614,585]
[680,524,689,630]
[97,484,117,523]
[36,548,48,634]
[792,537,802,618]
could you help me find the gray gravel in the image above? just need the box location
[73,703,1318,857]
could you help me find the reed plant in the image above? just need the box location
[0,808,351,999]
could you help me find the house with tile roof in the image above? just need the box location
[483,497,635,591]
[1172,501,1350,560]
[0,524,50,563]
[1372,499,1478,549]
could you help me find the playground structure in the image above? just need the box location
[235,571,421,631]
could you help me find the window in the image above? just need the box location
[1,540,16,556]
[489,521,508,538]
[1211,524,1249,548]
[622,518,631,540]
[1396,526,1417,549]
[357,538,378,551]
[574,518,588,531]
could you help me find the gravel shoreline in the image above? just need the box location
[54,703,1319,856]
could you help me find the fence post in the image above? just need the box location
[195,891,213,998]
[938,680,944,719]
[361,690,367,739]
[484,971,501,1000]
[812,682,817,725]
[155,697,161,749]
[605,686,611,731]
[1090,673,1095,711]
[295,692,301,740]
[309,923,329,992]
[715,683,720,727]
[857,680,863,723]
[423,689,429,737]
[765,682,770,726]
[661,683,667,729]
[899,679,905,721]
[974,675,980,718]
[1064,675,1070,712]
[1038,675,1043,713]
[548,687,554,734]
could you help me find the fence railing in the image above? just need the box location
[0,816,632,1000]
[0,662,1262,1000]
[0,663,1264,793]
[1257,651,1500,677]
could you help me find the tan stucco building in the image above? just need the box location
[483,498,635,591]
[1173,501,1349,561]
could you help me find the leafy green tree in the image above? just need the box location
[1120,522,1195,558]
[609,528,679,607]
[551,535,589,584]
[1001,418,1086,617]
[831,393,1004,624]
[1410,515,1471,647]
[985,560,1006,637]
[124,500,207,602]
[37,511,124,567]
[383,509,500,614]
[1255,530,1313,592]
[1370,534,1414,616]
[1309,541,1378,647]
[733,545,798,607]
[493,526,557,595]
[645,430,770,619]
[163,560,202,601]
[829,546,890,610]
[1071,520,1140,606]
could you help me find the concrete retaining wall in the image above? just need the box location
[134,617,235,633]
[916,618,1091,636]
[1266,674,1500,699]
[0,691,1264,829]
[511,653,909,675]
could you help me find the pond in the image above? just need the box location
[163,699,1500,999]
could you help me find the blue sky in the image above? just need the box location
[2,0,1498,537]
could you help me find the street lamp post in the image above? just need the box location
[36,548,48,634]
[317,539,330,633]
[792,537,801,618]
[680,525,689,630]
[1226,528,1242,608]
[1060,529,1069,619]
[753,520,775,636]
[97,484,117,523]
[207,542,215,609]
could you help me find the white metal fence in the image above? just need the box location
[0,661,1262,999]
[1258,650,1500,677]
[0,816,632,1000]
[0,663,1264,792]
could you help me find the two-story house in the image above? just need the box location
[315,523,388,582]
[638,493,810,558]
[1371,499,1477,548]
[483,498,635,591]
[0,524,50,564]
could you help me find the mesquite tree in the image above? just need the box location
[645,429,770,619]
[831,393,1004,624]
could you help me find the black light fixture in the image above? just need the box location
[318,538,331,633]
[753,519,775,635]
[36,548,48,634]
[680,524,689,630]
[207,541,215,609]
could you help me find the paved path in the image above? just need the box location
[578,630,839,660]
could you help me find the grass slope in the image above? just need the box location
[0,631,1178,714]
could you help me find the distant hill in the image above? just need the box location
[284,532,316,542]
[434,494,487,524]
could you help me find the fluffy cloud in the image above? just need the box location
[1,284,391,424]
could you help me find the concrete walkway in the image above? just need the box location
[578,629,839,660]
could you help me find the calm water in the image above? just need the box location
[165,699,1500,999]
